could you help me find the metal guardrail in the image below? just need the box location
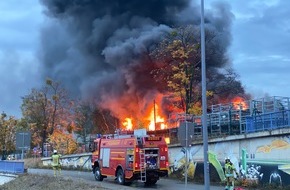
[0,161,25,174]
[167,96,290,137]
[246,110,290,133]
[165,109,290,143]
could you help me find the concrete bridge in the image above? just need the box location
[41,126,290,186]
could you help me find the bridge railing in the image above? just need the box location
[245,110,290,133]
[166,109,290,142]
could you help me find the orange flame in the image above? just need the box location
[122,98,167,131]
[147,105,167,131]
[232,97,248,110]
[123,118,133,130]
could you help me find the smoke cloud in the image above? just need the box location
[39,0,236,119]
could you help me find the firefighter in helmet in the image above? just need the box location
[224,157,239,190]
[51,149,62,177]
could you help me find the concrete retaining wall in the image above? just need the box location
[41,127,290,185]
[42,153,92,170]
[169,127,290,185]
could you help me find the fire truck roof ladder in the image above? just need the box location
[139,148,146,182]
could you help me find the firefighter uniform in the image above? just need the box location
[224,158,238,190]
[51,150,62,177]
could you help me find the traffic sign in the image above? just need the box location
[178,122,194,147]
[16,131,31,150]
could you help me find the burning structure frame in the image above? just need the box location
[165,96,290,143]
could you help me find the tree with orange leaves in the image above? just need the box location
[0,113,17,160]
[21,78,76,156]
[48,129,77,154]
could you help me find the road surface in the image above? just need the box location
[28,168,225,190]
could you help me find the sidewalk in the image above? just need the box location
[0,173,17,185]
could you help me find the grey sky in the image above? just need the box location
[1,0,290,117]
[220,0,290,97]
[0,0,42,118]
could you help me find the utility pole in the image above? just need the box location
[200,0,210,189]
[154,99,156,130]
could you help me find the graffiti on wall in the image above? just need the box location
[168,135,290,185]
[169,146,200,179]
[256,139,290,153]
[61,155,91,169]
[42,153,92,170]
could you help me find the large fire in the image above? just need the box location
[232,97,248,110]
[122,118,133,130]
[147,105,167,131]
[122,101,167,131]
[121,96,248,131]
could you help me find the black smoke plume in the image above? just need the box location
[39,0,240,120]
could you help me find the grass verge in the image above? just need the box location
[0,173,107,190]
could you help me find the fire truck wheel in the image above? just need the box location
[116,168,125,185]
[94,166,103,181]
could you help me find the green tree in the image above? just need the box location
[0,113,17,159]
[21,79,75,155]
[151,25,202,114]
[151,25,246,114]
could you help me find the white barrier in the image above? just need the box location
[41,153,92,170]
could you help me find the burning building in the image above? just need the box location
[39,0,248,131]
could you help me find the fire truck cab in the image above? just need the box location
[91,130,169,185]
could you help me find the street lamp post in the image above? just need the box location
[200,0,210,189]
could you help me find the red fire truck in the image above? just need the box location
[90,131,169,185]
